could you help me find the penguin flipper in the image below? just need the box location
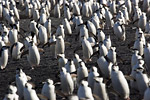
[124,75,136,81]
[37,94,49,100]
[21,50,29,58]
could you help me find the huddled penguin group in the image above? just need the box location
[1,0,150,100]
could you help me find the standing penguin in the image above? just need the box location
[97,56,113,79]
[87,66,99,91]
[27,41,40,69]
[0,46,9,69]
[24,83,39,100]
[65,59,76,73]
[111,65,130,100]
[138,12,147,31]
[113,19,126,41]
[16,68,30,100]
[60,67,74,95]
[54,4,61,18]
[55,35,65,58]
[77,61,88,85]
[62,18,72,36]
[10,42,24,60]
[3,85,19,100]
[135,69,149,96]
[8,24,18,45]
[38,25,48,45]
[93,77,109,100]
[41,79,56,100]
[144,43,150,71]
[77,80,94,100]
[107,47,117,64]
[81,36,93,62]
[144,83,150,100]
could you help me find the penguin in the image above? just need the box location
[143,0,150,12]
[109,0,116,15]
[130,59,145,91]
[133,37,144,56]
[55,35,65,58]
[105,7,114,29]
[58,53,68,69]
[93,77,109,100]
[144,43,150,71]
[73,53,82,68]
[75,16,83,35]
[91,13,100,29]
[12,5,19,20]
[77,61,88,85]
[26,3,32,18]
[103,35,111,50]
[111,65,130,100]
[145,20,150,33]
[54,4,61,18]
[122,6,130,25]
[107,47,117,64]
[62,18,72,35]
[60,67,74,95]
[65,59,76,73]
[97,56,113,78]
[33,10,40,22]
[38,25,48,44]
[81,36,93,62]
[138,12,147,31]
[27,41,40,69]
[10,42,24,60]
[131,50,142,67]
[44,18,51,38]
[3,85,19,100]
[23,83,39,100]
[77,80,94,100]
[0,2,2,18]
[64,4,71,20]
[73,2,80,16]
[99,41,108,57]
[113,19,126,41]
[6,10,15,26]
[86,20,97,37]
[8,24,18,45]
[82,2,90,17]
[39,13,47,25]
[41,79,56,100]
[87,66,99,91]
[135,69,149,96]
[97,29,105,42]
[125,0,132,16]
[0,46,9,69]
[79,24,89,42]
[144,83,150,100]
[16,68,29,100]
[30,20,39,36]
[49,35,56,57]
[56,25,65,39]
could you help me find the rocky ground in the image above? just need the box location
[0,3,150,100]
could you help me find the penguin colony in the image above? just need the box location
[1,0,150,100]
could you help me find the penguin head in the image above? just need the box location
[112,64,119,71]
[90,66,97,72]
[94,77,103,83]
[60,67,67,74]
[80,80,88,87]
[46,79,53,85]
[16,68,22,74]
[25,82,33,89]
[8,85,17,94]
